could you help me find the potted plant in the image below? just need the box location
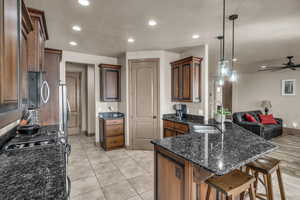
[215,108,231,123]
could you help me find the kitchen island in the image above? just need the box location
[151,122,277,200]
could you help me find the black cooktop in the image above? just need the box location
[4,125,61,152]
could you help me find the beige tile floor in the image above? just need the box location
[69,134,300,200]
[69,135,154,200]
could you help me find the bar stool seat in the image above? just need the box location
[206,169,256,200]
[246,156,286,200]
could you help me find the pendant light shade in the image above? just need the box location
[229,70,238,82]
[229,14,239,82]
[219,60,231,77]
[218,77,225,86]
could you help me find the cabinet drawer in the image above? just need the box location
[163,120,174,129]
[164,129,176,138]
[105,124,124,137]
[106,135,124,149]
[174,123,189,133]
[105,119,123,125]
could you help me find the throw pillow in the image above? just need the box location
[259,114,277,125]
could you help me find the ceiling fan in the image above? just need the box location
[258,56,300,72]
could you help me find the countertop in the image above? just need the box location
[0,125,67,200]
[162,113,204,125]
[151,122,277,175]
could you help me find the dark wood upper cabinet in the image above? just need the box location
[171,56,202,102]
[20,1,33,106]
[99,64,121,102]
[0,0,25,128]
[27,7,48,72]
[39,48,62,126]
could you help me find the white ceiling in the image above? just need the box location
[25,0,300,72]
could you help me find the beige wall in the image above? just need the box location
[233,70,300,129]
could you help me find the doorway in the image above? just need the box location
[129,59,160,150]
[66,72,82,135]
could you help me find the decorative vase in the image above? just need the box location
[215,114,226,123]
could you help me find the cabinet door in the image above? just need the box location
[20,29,28,105]
[181,63,192,101]
[0,0,18,110]
[171,65,180,101]
[164,129,175,138]
[27,20,39,71]
[101,68,120,101]
[38,27,45,72]
[157,153,184,200]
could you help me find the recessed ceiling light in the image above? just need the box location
[72,25,82,32]
[69,41,78,46]
[261,65,267,69]
[78,0,90,6]
[192,34,200,39]
[232,58,238,62]
[148,19,157,26]
[128,38,135,43]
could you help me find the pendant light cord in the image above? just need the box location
[232,18,235,68]
[222,0,225,61]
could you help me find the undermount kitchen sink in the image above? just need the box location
[98,112,124,119]
[192,125,221,134]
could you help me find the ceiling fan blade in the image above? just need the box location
[293,64,300,68]
[258,67,285,72]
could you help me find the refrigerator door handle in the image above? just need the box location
[66,98,71,121]
[41,80,50,104]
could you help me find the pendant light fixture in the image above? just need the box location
[218,0,231,78]
[217,36,225,86]
[229,14,239,82]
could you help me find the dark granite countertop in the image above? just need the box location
[162,113,204,125]
[0,125,67,200]
[151,122,277,175]
[0,144,66,199]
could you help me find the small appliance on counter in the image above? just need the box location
[173,104,187,120]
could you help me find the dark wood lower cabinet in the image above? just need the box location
[163,120,189,138]
[154,146,216,200]
[99,118,125,151]
[157,152,184,200]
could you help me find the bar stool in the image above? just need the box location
[206,169,256,200]
[245,156,286,200]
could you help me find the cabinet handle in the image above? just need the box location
[175,167,183,180]
[153,116,157,119]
